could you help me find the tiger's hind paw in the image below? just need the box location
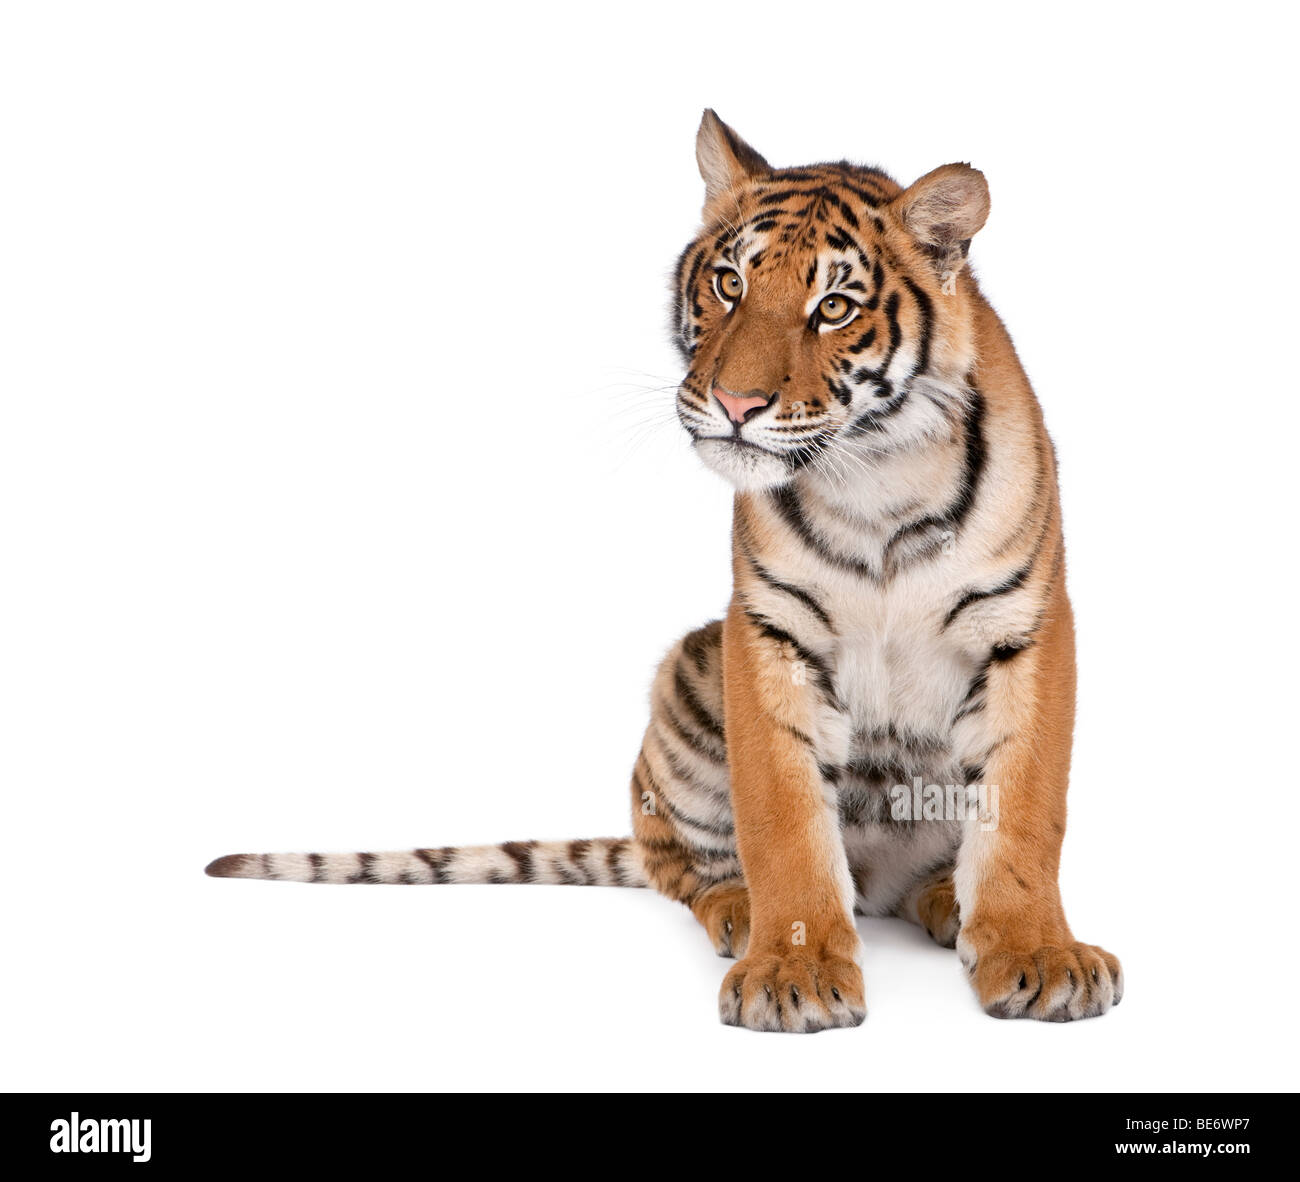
[691,882,750,958]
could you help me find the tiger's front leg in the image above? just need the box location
[717,604,865,1033]
[955,580,1123,1021]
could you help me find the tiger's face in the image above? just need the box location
[672,112,990,492]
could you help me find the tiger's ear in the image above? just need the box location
[696,109,769,215]
[892,164,990,292]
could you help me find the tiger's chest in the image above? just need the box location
[816,564,990,779]
[803,572,992,913]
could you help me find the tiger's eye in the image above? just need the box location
[717,269,744,300]
[818,294,853,323]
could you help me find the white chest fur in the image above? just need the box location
[829,568,981,752]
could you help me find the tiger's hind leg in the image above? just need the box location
[632,620,749,957]
[897,867,961,949]
[690,881,750,958]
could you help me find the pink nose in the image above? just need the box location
[713,386,773,424]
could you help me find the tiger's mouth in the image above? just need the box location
[694,435,784,456]
[691,434,798,491]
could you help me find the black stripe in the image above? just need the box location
[846,325,877,355]
[501,840,536,883]
[826,375,852,406]
[838,181,886,209]
[845,290,902,400]
[843,757,915,786]
[649,727,728,795]
[758,187,809,205]
[693,865,745,891]
[845,387,907,433]
[641,757,735,838]
[901,275,933,378]
[675,243,706,357]
[943,560,1034,629]
[768,484,878,580]
[821,190,860,229]
[944,486,1057,631]
[723,233,757,262]
[567,839,592,885]
[414,847,447,883]
[660,696,722,759]
[681,624,718,676]
[673,664,726,740]
[825,225,855,252]
[606,839,627,887]
[949,388,987,528]
[954,665,989,723]
[658,697,727,764]
[744,609,839,705]
[877,291,903,375]
[744,549,834,631]
[880,388,985,562]
[782,722,816,747]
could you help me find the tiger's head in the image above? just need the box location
[672,111,991,492]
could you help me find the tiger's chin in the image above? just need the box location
[693,438,795,492]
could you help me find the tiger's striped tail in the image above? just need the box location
[204,837,648,887]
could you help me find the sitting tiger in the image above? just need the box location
[208,111,1123,1032]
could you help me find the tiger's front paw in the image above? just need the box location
[969,941,1123,1021]
[719,950,866,1033]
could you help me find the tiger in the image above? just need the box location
[207,110,1123,1032]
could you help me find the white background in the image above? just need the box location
[3,1,1297,1093]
